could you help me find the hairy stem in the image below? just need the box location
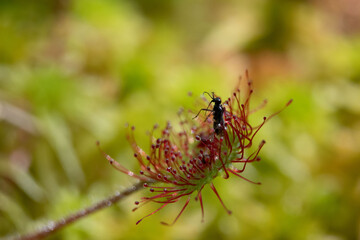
[9,181,148,240]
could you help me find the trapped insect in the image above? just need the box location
[193,92,225,135]
[100,71,292,225]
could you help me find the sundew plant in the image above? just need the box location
[12,73,291,240]
[100,72,292,225]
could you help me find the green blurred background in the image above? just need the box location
[1,0,359,239]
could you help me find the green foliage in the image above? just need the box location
[1,0,359,239]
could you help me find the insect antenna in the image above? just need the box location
[192,92,215,119]
[203,91,216,100]
[192,92,215,121]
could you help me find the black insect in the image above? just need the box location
[193,92,225,135]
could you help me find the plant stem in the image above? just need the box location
[9,181,147,240]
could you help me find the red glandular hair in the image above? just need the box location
[98,72,292,225]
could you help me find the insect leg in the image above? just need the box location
[204,110,214,122]
[193,108,213,119]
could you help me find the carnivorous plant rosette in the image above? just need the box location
[98,72,292,225]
